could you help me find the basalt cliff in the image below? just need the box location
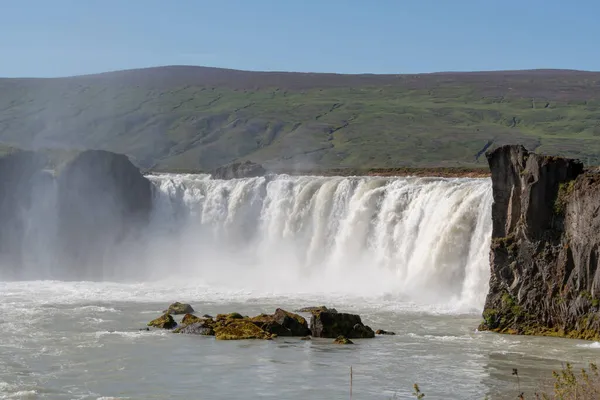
[0,149,153,280]
[479,144,600,340]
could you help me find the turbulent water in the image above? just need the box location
[146,174,493,309]
[2,173,598,399]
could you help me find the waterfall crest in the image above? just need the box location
[147,174,493,308]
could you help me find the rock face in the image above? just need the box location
[56,150,153,278]
[210,160,266,180]
[479,145,600,339]
[310,310,375,339]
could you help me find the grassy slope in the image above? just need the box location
[1,66,599,171]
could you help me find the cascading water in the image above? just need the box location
[146,173,493,310]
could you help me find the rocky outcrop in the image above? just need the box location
[479,145,600,340]
[164,302,194,315]
[310,310,375,339]
[210,160,266,179]
[56,150,153,278]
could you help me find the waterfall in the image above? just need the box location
[146,173,493,308]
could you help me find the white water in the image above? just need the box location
[5,174,600,399]
[145,174,493,311]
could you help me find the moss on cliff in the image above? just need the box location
[554,180,576,215]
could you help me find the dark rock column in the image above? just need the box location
[478,145,600,339]
[56,150,153,279]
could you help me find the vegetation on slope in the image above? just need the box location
[1,66,600,171]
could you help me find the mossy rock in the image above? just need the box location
[174,321,215,335]
[216,312,244,321]
[148,313,177,329]
[272,308,311,336]
[249,314,292,336]
[214,319,272,340]
[295,306,338,314]
[164,302,194,315]
[333,336,354,344]
[181,313,203,326]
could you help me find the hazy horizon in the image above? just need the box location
[3,64,600,80]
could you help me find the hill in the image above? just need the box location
[1,66,599,172]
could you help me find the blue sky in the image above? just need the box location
[2,0,598,77]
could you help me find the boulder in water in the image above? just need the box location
[164,302,194,315]
[180,313,203,326]
[214,319,273,340]
[148,313,177,329]
[175,321,215,336]
[272,308,311,336]
[210,160,266,180]
[375,329,396,335]
[250,314,293,336]
[216,312,244,321]
[310,310,374,339]
[333,336,354,344]
[249,309,311,337]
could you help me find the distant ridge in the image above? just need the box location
[1,65,599,171]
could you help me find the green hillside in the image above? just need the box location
[1,66,599,171]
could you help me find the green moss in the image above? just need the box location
[333,336,354,344]
[482,309,499,328]
[216,312,244,321]
[554,180,576,215]
[147,313,177,329]
[214,319,272,340]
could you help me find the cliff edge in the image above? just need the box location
[478,145,600,339]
